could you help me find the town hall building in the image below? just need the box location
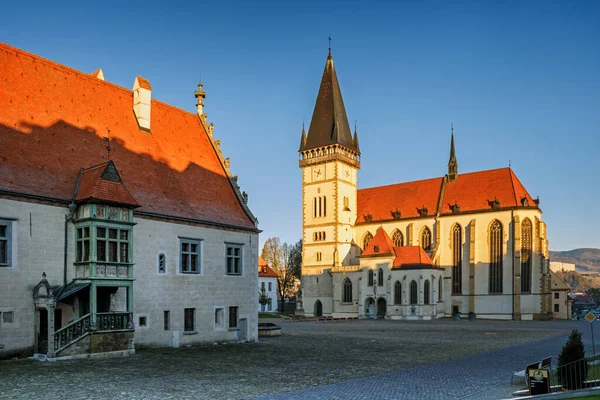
[0,43,260,359]
[295,49,552,321]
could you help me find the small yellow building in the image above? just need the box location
[296,50,552,320]
[551,270,572,320]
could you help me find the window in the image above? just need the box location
[410,280,418,305]
[314,198,317,218]
[314,231,326,241]
[2,311,14,323]
[363,232,373,250]
[184,308,195,332]
[368,270,374,286]
[342,278,352,303]
[164,311,170,331]
[323,196,327,217]
[489,220,503,294]
[554,304,559,312]
[158,253,166,274]
[314,197,327,218]
[438,278,442,302]
[343,196,350,211]
[424,280,430,305]
[261,282,265,290]
[268,282,272,291]
[215,308,224,329]
[521,218,532,293]
[180,239,201,274]
[451,224,462,295]
[316,252,322,262]
[554,293,559,299]
[76,227,90,262]
[0,222,11,267]
[392,230,403,247]
[378,268,384,286]
[226,244,243,275]
[138,316,147,327]
[420,227,432,251]
[96,227,129,263]
[394,281,402,304]
[229,306,238,329]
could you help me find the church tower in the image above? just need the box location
[297,49,361,316]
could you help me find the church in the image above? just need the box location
[0,43,260,359]
[296,49,552,321]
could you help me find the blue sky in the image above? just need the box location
[2,0,599,250]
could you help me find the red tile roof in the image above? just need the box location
[0,43,256,230]
[258,257,278,278]
[76,161,139,207]
[362,227,395,256]
[392,246,434,269]
[357,168,536,223]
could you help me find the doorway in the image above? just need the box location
[377,298,387,318]
[364,297,375,318]
[37,309,48,354]
[314,300,323,317]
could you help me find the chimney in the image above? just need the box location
[133,76,152,131]
[90,69,105,80]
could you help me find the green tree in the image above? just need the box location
[258,286,271,312]
[557,329,588,390]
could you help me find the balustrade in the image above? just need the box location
[96,312,133,331]
[53,313,90,351]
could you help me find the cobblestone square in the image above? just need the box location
[0,319,579,399]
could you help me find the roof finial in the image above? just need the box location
[509,160,511,167]
[448,126,458,182]
[328,36,332,56]
[103,129,112,160]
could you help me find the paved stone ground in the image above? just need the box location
[0,319,589,399]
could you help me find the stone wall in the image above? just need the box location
[90,331,133,353]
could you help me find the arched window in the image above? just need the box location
[394,281,402,304]
[424,280,430,304]
[323,232,326,241]
[438,277,442,302]
[392,230,404,247]
[363,232,373,250]
[368,269,374,286]
[378,268,384,286]
[342,278,352,303]
[318,197,322,217]
[410,280,418,305]
[489,220,503,294]
[313,198,317,218]
[421,227,432,251]
[323,196,327,217]
[521,218,532,293]
[451,224,462,295]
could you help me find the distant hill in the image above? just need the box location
[550,248,600,272]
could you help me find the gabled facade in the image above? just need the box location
[258,257,278,312]
[0,43,260,359]
[296,50,551,321]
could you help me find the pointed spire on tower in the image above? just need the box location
[302,47,357,153]
[448,123,458,182]
[353,121,360,153]
[299,121,307,151]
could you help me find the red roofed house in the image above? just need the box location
[258,257,279,312]
[295,49,551,320]
[0,43,260,359]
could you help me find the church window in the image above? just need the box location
[184,308,195,332]
[317,252,322,262]
[76,227,90,262]
[368,269,374,286]
[438,277,442,302]
[392,230,403,247]
[394,281,402,304]
[521,218,532,293]
[410,280,418,305]
[158,253,166,274]
[323,196,327,217]
[96,227,130,263]
[378,268,384,286]
[451,224,462,295]
[420,227,432,251]
[314,198,317,218]
[489,220,503,294]
[180,239,202,274]
[424,280,430,305]
[343,196,350,211]
[226,244,243,275]
[363,232,373,250]
[0,220,12,267]
[342,278,352,303]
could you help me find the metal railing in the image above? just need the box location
[53,313,91,351]
[553,354,600,391]
[96,312,133,331]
